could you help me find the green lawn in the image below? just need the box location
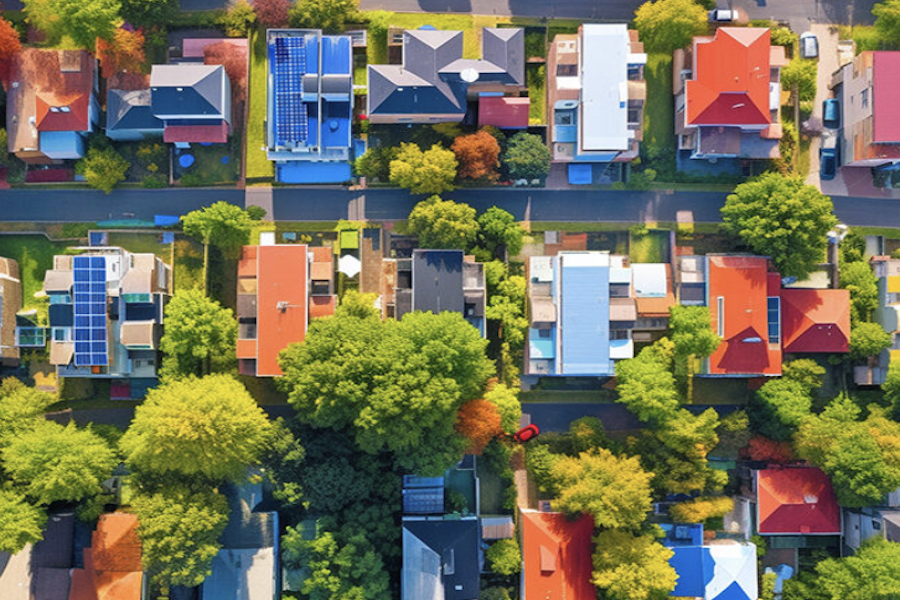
[247,27,274,182]
[630,230,669,263]
[526,64,546,124]
[107,231,173,261]
[476,457,507,515]
[0,234,72,312]
[179,143,238,186]
[173,238,205,293]
[643,53,676,177]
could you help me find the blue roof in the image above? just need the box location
[670,546,713,597]
[568,163,592,185]
[560,255,611,374]
[660,523,704,547]
[39,131,85,158]
[277,161,351,183]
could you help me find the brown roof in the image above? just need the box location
[609,297,637,321]
[0,258,22,362]
[120,322,155,348]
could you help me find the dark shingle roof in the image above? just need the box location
[107,89,164,132]
[150,65,227,118]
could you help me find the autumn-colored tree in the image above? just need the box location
[669,496,734,524]
[456,399,503,454]
[742,435,795,463]
[253,0,290,28]
[204,41,248,102]
[0,16,22,84]
[452,129,501,182]
[97,28,145,79]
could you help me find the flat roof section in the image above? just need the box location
[560,252,611,375]
[580,24,630,152]
[256,245,308,376]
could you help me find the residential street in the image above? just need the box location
[3,186,900,227]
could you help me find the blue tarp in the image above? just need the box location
[154,215,180,227]
[568,163,593,185]
[277,161,351,184]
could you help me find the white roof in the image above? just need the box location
[580,24,631,152]
[530,256,554,283]
[632,263,667,297]
[559,251,610,268]
[707,542,758,600]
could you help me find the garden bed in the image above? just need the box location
[116,140,169,187]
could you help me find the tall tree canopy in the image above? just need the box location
[121,374,273,484]
[850,321,893,360]
[23,0,120,49]
[181,202,254,250]
[407,195,479,250]
[0,16,23,84]
[119,0,176,27]
[0,377,55,447]
[219,0,256,37]
[548,449,653,529]
[0,488,47,554]
[76,146,129,194]
[670,305,721,364]
[288,0,360,33]
[452,129,501,181]
[592,530,678,600]
[478,206,525,258]
[633,0,707,53]
[841,261,880,323]
[721,173,838,279]
[389,143,458,195]
[810,537,900,600]
[278,310,494,475]
[253,0,290,27]
[781,58,817,102]
[502,132,551,181]
[132,487,229,587]
[873,0,900,45]
[456,399,503,454]
[159,289,237,378]
[2,420,117,505]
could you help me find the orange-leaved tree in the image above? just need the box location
[456,399,502,454]
[451,129,501,182]
[0,17,22,84]
[97,28,146,79]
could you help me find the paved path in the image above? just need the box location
[807,24,841,191]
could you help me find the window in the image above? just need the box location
[610,330,630,340]
[555,111,574,125]
[767,297,781,345]
[717,296,725,337]
[861,89,869,109]
[556,64,577,77]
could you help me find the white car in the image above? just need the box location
[800,32,819,59]
[708,9,736,22]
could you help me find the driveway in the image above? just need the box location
[806,23,841,191]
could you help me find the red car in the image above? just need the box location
[514,424,540,443]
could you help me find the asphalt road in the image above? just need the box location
[4,186,900,228]
[730,0,877,31]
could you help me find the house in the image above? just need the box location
[23,248,172,389]
[401,516,480,600]
[32,512,76,600]
[150,64,231,146]
[675,28,787,161]
[67,513,143,600]
[0,257,22,367]
[402,475,445,515]
[780,288,850,354]
[266,29,354,184]
[106,88,164,142]
[520,509,594,600]
[236,244,336,377]
[755,468,842,536]
[383,249,486,336]
[368,27,525,125]
[201,482,279,600]
[6,49,99,163]
[525,252,674,377]
[832,52,900,168]
[547,24,647,184]
[844,488,900,552]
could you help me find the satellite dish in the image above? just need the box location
[460,68,479,83]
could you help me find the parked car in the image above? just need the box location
[800,32,819,59]
[820,135,840,180]
[709,9,736,22]
[823,98,840,129]
[514,424,540,443]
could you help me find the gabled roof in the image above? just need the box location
[521,510,595,600]
[107,88,164,132]
[479,96,529,128]
[67,513,143,600]
[780,288,850,353]
[757,468,841,535]
[402,518,479,600]
[150,64,228,118]
[706,255,781,376]
[669,542,758,600]
[686,28,772,127]
[163,122,229,143]
[412,249,465,315]
[872,52,900,143]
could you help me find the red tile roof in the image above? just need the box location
[686,28,772,127]
[521,510,595,600]
[706,255,781,376]
[309,295,336,319]
[37,93,91,132]
[479,96,530,129]
[67,513,143,600]
[163,122,229,143]
[757,468,841,535]
[780,288,850,354]
[872,52,900,143]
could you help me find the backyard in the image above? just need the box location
[642,53,676,179]
[629,229,670,263]
[247,27,274,182]
[174,141,240,186]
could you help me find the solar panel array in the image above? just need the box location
[274,36,310,146]
[73,255,109,367]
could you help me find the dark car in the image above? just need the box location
[823,99,840,130]
[820,146,839,180]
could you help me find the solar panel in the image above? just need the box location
[273,35,310,146]
[72,255,108,367]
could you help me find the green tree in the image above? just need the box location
[669,305,721,398]
[592,530,678,600]
[278,310,494,475]
[841,261,880,323]
[615,341,681,425]
[288,0,360,33]
[781,59,817,102]
[407,195,479,250]
[633,0,708,53]
[0,377,55,447]
[132,487,229,587]
[23,0,120,48]
[354,146,396,182]
[282,528,390,600]
[486,538,521,576]
[2,421,116,505]
[850,321,892,360]
[549,449,653,529]
[783,358,826,391]
[182,201,254,251]
[813,537,900,600]
[158,289,237,378]
[121,374,273,484]
[721,173,838,279]
[502,132,551,181]
[485,382,522,434]
[478,206,525,258]
[0,488,47,554]
[219,0,256,37]
[76,146,129,194]
[389,143,458,195]
[885,360,900,418]
[669,496,734,524]
[750,378,813,441]
[119,0,176,27]
[873,0,900,47]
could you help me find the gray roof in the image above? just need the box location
[107,88,164,132]
[369,27,524,117]
[412,250,464,316]
[150,64,227,118]
[32,513,74,569]
[402,518,480,600]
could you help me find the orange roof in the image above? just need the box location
[780,288,850,354]
[521,510,595,600]
[254,245,308,377]
[686,28,772,127]
[309,295,336,319]
[757,468,841,535]
[68,514,142,600]
[237,245,258,277]
[706,255,781,376]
